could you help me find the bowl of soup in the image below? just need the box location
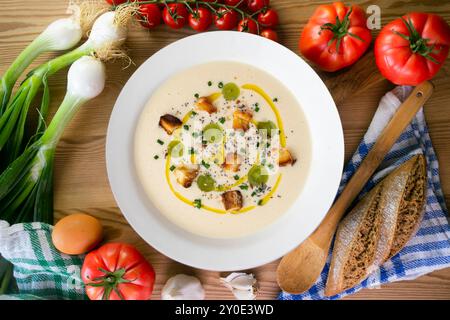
[106,31,344,271]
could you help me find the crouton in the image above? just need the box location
[195,97,217,114]
[278,148,295,166]
[222,152,242,172]
[221,190,243,211]
[173,165,199,188]
[159,114,182,135]
[233,110,252,131]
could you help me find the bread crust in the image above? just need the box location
[325,155,427,296]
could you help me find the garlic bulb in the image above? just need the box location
[220,272,258,300]
[161,274,205,300]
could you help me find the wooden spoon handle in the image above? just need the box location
[312,81,434,247]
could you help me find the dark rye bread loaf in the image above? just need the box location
[388,155,426,258]
[324,182,385,296]
[325,155,426,296]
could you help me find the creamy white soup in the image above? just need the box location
[134,61,311,238]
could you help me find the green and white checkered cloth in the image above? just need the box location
[0,220,87,300]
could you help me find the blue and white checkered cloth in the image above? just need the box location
[279,85,450,300]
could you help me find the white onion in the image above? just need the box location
[41,17,83,51]
[67,56,106,100]
[84,11,127,50]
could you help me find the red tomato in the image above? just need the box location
[299,2,372,72]
[214,8,239,30]
[375,12,450,85]
[247,0,269,13]
[238,18,258,34]
[260,28,278,42]
[105,0,127,5]
[162,3,188,29]
[81,243,155,300]
[189,7,213,32]
[138,4,161,29]
[257,8,278,28]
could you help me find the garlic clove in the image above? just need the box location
[161,274,205,300]
[220,272,258,300]
[232,288,257,300]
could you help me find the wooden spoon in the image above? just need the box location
[277,81,434,294]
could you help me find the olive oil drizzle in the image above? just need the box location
[241,84,287,147]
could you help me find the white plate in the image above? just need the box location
[106,31,344,271]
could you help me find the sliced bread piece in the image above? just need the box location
[324,183,385,296]
[324,154,427,296]
[371,155,426,267]
[388,154,426,258]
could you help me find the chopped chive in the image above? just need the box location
[183,124,189,131]
[189,148,195,155]
[157,139,164,145]
[201,160,210,169]
[208,81,212,86]
[251,191,257,197]
[190,111,197,117]
[256,142,260,148]
[234,175,240,180]
[170,165,176,171]
[273,97,278,102]
[268,163,274,169]
[193,199,202,209]
[192,132,200,138]
[257,199,263,206]
[154,155,159,160]
[255,106,260,112]
[194,93,199,99]
[266,142,271,148]
[218,117,226,124]
[239,184,249,190]
[218,81,224,88]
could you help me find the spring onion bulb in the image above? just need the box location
[0,10,129,167]
[0,17,82,114]
[0,56,106,225]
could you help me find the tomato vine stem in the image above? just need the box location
[112,0,262,34]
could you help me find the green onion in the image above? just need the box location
[201,160,210,169]
[0,17,83,115]
[0,56,106,225]
[193,199,202,209]
[0,11,128,168]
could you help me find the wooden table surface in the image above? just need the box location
[1,0,450,300]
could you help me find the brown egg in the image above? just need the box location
[52,213,103,255]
